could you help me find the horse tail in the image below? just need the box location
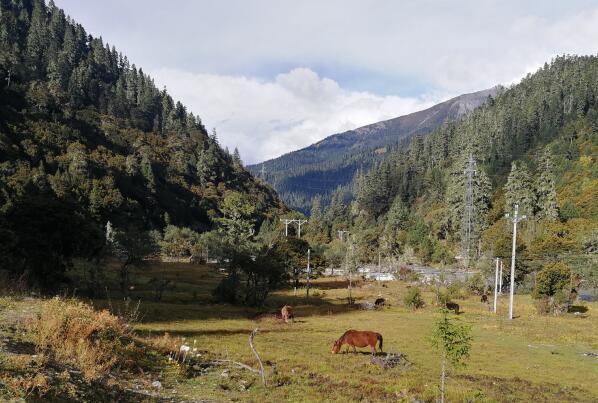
[377,333,383,352]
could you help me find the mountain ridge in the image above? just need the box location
[249,86,500,212]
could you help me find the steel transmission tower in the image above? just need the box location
[462,153,477,263]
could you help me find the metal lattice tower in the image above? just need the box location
[463,153,477,262]
[260,163,266,180]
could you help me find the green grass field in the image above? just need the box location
[83,262,598,402]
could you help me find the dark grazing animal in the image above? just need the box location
[374,298,385,306]
[446,302,460,314]
[331,330,383,356]
[480,294,488,303]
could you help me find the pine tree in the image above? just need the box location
[232,147,243,170]
[535,150,558,220]
[26,0,49,76]
[140,154,156,191]
[504,161,535,218]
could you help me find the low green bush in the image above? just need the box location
[403,287,425,310]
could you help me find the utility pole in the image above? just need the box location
[377,250,381,282]
[493,257,499,313]
[5,69,11,88]
[296,219,307,238]
[463,153,477,266]
[338,230,349,241]
[280,219,292,237]
[306,248,311,297]
[280,218,308,238]
[499,259,503,294]
[505,204,526,320]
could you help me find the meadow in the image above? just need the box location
[87,262,598,402]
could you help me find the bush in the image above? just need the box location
[465,273,486,295]
[403,287,425,310]
[27,298,132,381]
[448,281,470,300]
[533,262,573,314]
[533,262,571,299]
[160,225,202,258]
[433,285,451,306]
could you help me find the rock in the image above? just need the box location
[151,380,162,389]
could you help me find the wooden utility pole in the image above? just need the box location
[505,204,526,320]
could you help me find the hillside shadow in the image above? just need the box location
[92,292,349,323]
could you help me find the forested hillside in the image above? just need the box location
[249,88,497,212]
[303,56,597,287]
[0,0,285,289]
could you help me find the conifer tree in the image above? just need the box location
[535,150,558,220]
[504,161,534,217]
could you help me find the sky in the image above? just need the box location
[55,0,598,164]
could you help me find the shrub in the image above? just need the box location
[403,287,425,310]
[27,298,133,381]
[433,285,451,306]
[534,262,571,298]
[448,281,469,300]
[465,273,486,295]
[533,262,573,314]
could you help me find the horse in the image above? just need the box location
[446,302,460,314]
[331,330,383,356]
[374,298,386,307]
[281,305,294,323]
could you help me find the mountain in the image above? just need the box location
[305,55,597,285]
[0,0,285,287]
[248,87,499,212]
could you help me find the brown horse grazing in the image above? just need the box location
[281,305,294,323]
[331,330,383,355]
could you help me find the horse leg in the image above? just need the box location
[352,345,357,354]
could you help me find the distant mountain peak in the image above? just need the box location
[249,87,499,212]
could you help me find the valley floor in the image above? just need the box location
[2,262,597,402]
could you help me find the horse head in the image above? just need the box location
[331,338,342,354]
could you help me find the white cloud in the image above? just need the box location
[150,67,437,164]
[55,0,598,162]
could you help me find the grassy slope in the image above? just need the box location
[84,263,598,402]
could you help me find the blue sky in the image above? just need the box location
[55,0,598,163]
